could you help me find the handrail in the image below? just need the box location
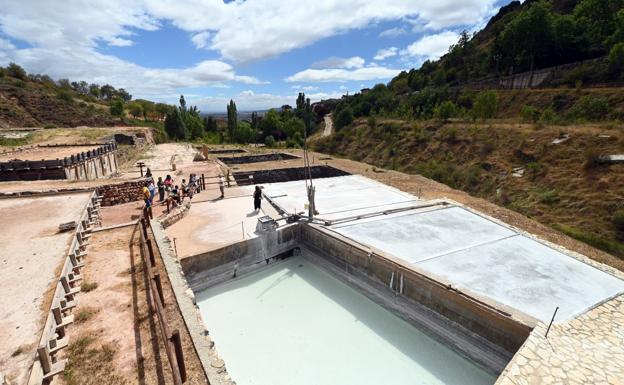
[137,208,187,384]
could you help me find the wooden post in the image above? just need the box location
[171,329,187,382]
[153,273,165,307]
[37,345,52,374]
[146,239,156,267]
[201,174,206,190]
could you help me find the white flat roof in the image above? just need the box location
[261,175,420,220]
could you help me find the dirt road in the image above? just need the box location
[323,114,333,137]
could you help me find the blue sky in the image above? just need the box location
[0,0,509,112]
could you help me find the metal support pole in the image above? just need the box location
[545,306,559,338]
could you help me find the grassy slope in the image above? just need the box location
[313,117,624,258]
[0,75,115,128]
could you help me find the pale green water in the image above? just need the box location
[196,255,497,385]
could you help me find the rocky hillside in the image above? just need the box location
[0,64,116,128]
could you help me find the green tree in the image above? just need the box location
[334,107,354,130]
[128,102,143,119]
[155,103,171,120]
[609,42,624,78]
[117,88,132,102]
[226,99,238,141]
[499,1,554,73]
[6,63,27,80]
[264,135,276,147]
[100,84,115,100]
[110,98,124,117]
[88,84,100,99]
[472,91,498,121]
[203,116,218,132]
[434,101,457,122]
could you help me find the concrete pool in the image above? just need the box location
[196,254,496,385]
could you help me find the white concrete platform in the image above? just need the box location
[330,205,624,323]
[260,175,420,220]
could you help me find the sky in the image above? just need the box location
[0,0,510,112]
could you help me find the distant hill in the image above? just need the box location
[388,0,624,93]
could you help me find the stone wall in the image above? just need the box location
[96,179,146,206]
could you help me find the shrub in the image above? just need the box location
[608,42,624,79]
[472,91,498,122]
[334,107,354,130]
[569,96,610,121]
[537,189,559,205]
[434,100,457,122]
[0,67,5,78]
[56,89,73,103]
[540,107,558,125]
[110,98,124,117]
[521,105,540,123]
[264,135,276,147]
[81,281,98,292]
[367,116,377,129]
[6,62,27,80]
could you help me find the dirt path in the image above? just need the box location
[60,225,207,385]
[0,193,91,385]
[323,114,333,137]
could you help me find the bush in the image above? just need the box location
[264,135,276,147]
[6,62,27,80]
[434,100,457,122]
[521,105,540,123]
[472,91,498,121]
[608,42,624,79]
[0,67,5,78]
[540,107,558,125]
[569,96,610,121]
[537,189,559,205]
[110,98,124,117]
[367,116,377,129]
[334,107,354,130]
[56,89,73,103]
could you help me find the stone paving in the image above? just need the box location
[495,294,624,385]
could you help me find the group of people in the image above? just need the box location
[141,169,263,212]
[142,172,202,209]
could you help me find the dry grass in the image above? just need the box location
[74,306,99,324]
[80,281,98,292]
[63,336,128,385]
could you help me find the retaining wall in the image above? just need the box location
[0,143,118,181]
[299,224,531,355]
[96,179,147,206]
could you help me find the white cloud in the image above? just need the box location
[291,85,320,91]
[145,0,499,62]
[373,47,398,61]
[312,56,365,70]
[379,27,407,38]
[191,31,211,49]
[401,31,459,61]
[285,66,401,83]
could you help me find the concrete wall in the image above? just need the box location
[181,224,300,292]
[299,224,531,355]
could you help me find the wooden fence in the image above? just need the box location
[138,208,187,384]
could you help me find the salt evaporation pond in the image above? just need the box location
[196,255,496,385]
